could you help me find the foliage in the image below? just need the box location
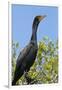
[12,37,58,84]
[12,42,19,80]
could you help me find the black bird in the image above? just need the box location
[12,15,46,85]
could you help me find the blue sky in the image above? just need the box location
[12,4,58,51]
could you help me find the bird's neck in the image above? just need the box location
[30,25,38,43]
[31,31,37,41]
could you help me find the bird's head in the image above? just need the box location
[36,15,46,22]
[32,15,46,31]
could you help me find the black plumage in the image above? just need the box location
[12,15,46,85]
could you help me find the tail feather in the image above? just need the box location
[12,71,24,85]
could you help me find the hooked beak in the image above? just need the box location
[38,15,46,21]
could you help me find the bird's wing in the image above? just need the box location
[16,43,33,67]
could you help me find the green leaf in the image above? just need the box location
[16,43,19,48]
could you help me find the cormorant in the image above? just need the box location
[12,15,46,85]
